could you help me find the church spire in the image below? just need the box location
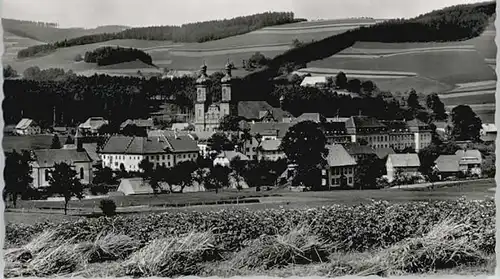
[221,58,233,84]
[196,61,209,85]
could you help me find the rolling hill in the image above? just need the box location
[2,18,380,76]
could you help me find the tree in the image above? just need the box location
[208,132,233,153]
[4,150,33,208]
[206,165,231,193]
[281,121,328,189]
[3,64,18,78]
[169,161,197,193]
[426,93,447,120]
[138,158,154,176]
[361,80,376,94]
[47,162,84,215]
[347,79,361,93]
[451,105,482,141]
[407,89,422,110]
[335,72,348,89]
[99,199,117,216]
[219,115,243,132]
[65,135,75,145]
[418,141,460,175]
[354,154,385,189]
[51,134,62,149]
[93,166,115,185]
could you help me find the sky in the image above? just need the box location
[1,0,490,28]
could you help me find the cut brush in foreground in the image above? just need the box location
[123,231,221,277]
[230,224,334,270]
[4,229,65,264]
[76,232,140,263]
[355,217,488,276]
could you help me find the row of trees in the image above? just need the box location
[83,46,153,66]
[17,12,303,58]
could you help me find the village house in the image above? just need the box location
[385,153,421,183]
[455,149,483,176]
[15,118,41,135]
[99,134,199,172]
[325,144,357,188]
[30,149,93,188]
[213,150,249,167]
[343,143,376,162]
[434,155,462,179]
[120,118,154,132]
[300,76,328,88]
[78,117,109,136]
[480,123,497,143]
[258,139,286,161]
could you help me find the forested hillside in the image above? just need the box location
[240,1,496,97]
[16,12,304,58]
[2,18,128,43]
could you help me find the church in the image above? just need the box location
[194,62,237,132]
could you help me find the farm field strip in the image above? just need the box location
[169,45,291,57]
[297,67,418,76]
[336,48,477,59]
[439,90,496,99]
[275,18,382,28]
[260,21,378,31]
[169,42,291,52]
[344,45,476,54]
[445,103,496,110]
[454,80,497,88]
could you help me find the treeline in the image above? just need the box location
[2,74,198,128]
[2,18,58,28]
[242,1,496,94]
[84,46,153,66]
[17,12,303,58]
[21,66,76,81]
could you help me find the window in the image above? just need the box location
[348,177,353,184]
[156,155,159,160]
[168,162,171,167]
[162,155,165,160]
[45,169,50,181]
[80,168,84,179]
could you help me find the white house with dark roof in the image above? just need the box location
[258,139,286,161]
[325,144,357,188]
[30,149,93,188]
[300,76,328,88]
[213,150,249,167]
[99,135,199,172]
[15,118,41,135]
[78,117,109,136]
[385,153,421,183]
[455,149,482,176]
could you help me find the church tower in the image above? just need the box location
[195,62,210,132]
[220,60,233,118]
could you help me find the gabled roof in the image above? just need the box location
[120,118,154,129]
[300,76,327,87]
[387,154,420,168]
[294,113,325,123]
[260,139,282,151]
[346,116,386,130]
[15,118,37,130]
[237,101,290,121]
[325,144,357,167]
[171,123,191,131]
[344,143,376,156]
[374,147,396,159]
[166,135,199,153]
[217,150,249,161]
[482,123,497,133]
[100,136,168,154]
[250,122,292,138]
[455,149,482,160]
[79,117,108,130]
[32,149,92,168]
[435,155,460,172]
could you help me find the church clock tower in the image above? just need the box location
[195,63,210,132]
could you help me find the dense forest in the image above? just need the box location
[17,12,303,58]
[84,46,153,66]
[242,1,496,93]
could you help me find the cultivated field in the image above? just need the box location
[4,186,495,277]
[2,19,377,74]
[3,134,55,153]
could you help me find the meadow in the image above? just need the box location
[4,195,495,277]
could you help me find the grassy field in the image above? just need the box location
[4,192,495,277]
[2,134,55,153]
[5,179,495,226]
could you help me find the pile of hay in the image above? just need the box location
[123,231,220,277]
[4,230,140,277]
[230,224,333,270]
[355,217,488,276]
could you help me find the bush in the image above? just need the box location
[99,199,117,216]
[90,184,110,196]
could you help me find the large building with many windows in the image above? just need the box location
[99,135,199,172]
